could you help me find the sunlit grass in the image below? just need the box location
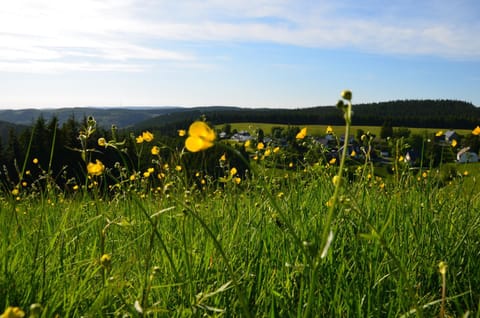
[229,123,473,137]
[1,92,480,317]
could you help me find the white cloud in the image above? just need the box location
[1,0,479,74]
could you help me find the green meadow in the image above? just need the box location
[1,96,480,317]
[229,123,473,138]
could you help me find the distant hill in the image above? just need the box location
[133,100,480,132]
[0,107,182,128]
[1,100,478,135]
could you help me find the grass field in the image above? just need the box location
[1,114,480,317]
[228,123,473,137]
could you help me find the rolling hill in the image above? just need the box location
[0,100,478,136]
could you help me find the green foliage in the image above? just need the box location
[1,98,480,317]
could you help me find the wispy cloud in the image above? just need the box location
[1,0,479,74]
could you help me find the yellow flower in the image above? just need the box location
[472,126,480,135]
[151,146,160,155]
[435,130,443,137]
[398,156,404,162]
[87,159,105,176]
[21,181,27,187]
[143,171,151,178]
[220,153,227,161]
[230,167,238,176]
[136,135,144,143]
[0,306,25,318]
[234,177,241,184]
[100,253,111,268]
[185,121,216,152]
[11,188,19,196]
[296,127,307,139]
[175,165,182,171]
[142,131,154,142]
[288,162,294,168]
[32,158,39,164]
[257,142,264,150]
[98,137,107,147]
[341,90,352,101]
[451,139,457,147]
[25,170,31,175]
[350,150,356,157]
[264,149,271,156]
[73,185,79,191]
[147,167,155,173]
[422,171,428,178]
[273,146,280,153]
[129,174,136,181]
[244,140,251,148]
[463,170,469,176]
[332,175,341,186]
[178,129,186,137]
[326,126,334,134]
[329,157,336,164]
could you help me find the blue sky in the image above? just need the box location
[1,0,480,109]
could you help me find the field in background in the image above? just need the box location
[228,123,473,137]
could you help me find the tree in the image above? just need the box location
[222,124,232,136]
[380,120,393,139]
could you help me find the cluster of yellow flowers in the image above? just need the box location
[136,131,154,143]
[185,121,216,152]
[77,114,480,194]
[87,159,105,176]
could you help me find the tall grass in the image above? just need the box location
[1,92,480,317]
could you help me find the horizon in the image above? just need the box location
[1,0,480,109]
[1,98,478,112]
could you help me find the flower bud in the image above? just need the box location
[341,90,352,101]
[98,137,107,147]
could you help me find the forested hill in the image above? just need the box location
[0,100,478,135]
[0,107,181,128]
[134,99,480,132]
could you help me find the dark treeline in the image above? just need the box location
[134,99,480,133]
[0,114,246,193]
[0,115,156,191]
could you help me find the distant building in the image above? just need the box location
[444,130,459,142]
[230,131,252,142]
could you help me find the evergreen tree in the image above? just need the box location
[380,120,393,139]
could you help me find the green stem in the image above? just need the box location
[304,100,352,318]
